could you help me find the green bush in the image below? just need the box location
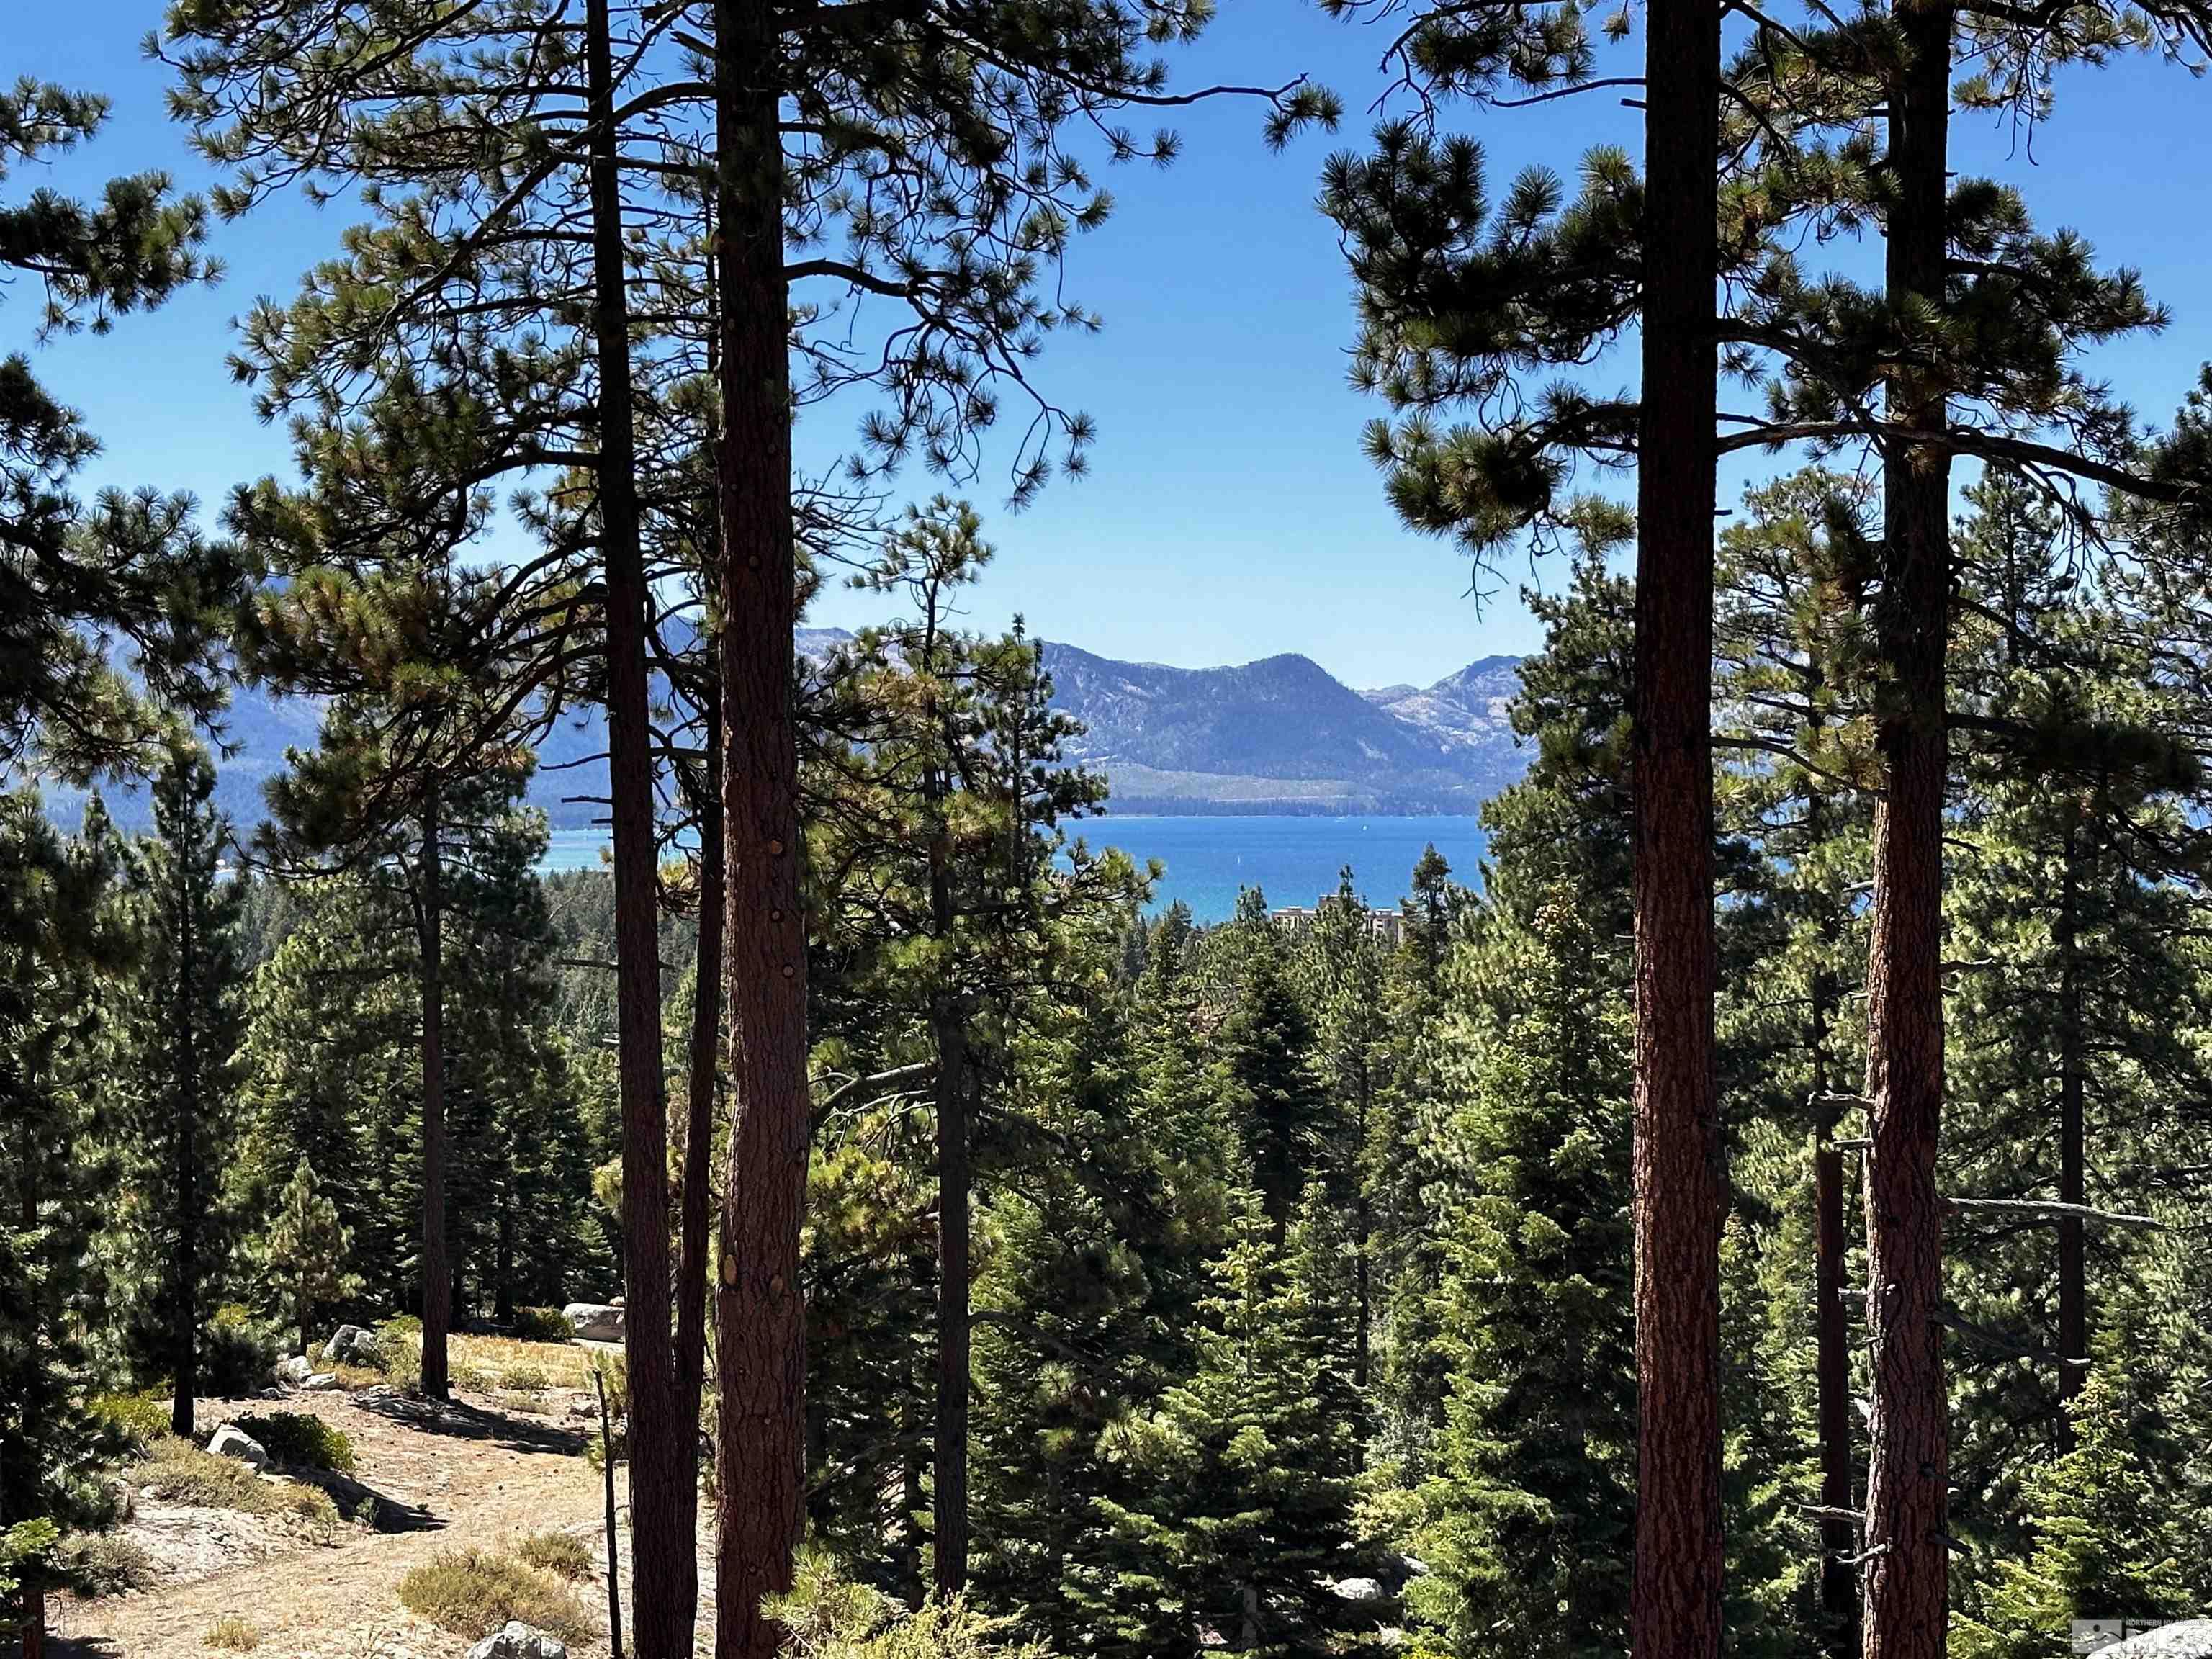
[231,1412,357,1474]
[89,1389,173,1450]
[499,1362,552,1396]
[513,1530,593,1581]
[202,1305,282,1396]
[372,1317,423,1387]
[397,1548,594,1641]
[56,1532,157,1597]
[509,1307,572,1344]
[769,1553,1057,1658]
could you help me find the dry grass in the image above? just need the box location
[204,1614,260,1651]
[451,1334,596,1389]
[397,1547,595,1642]
[58,1531,158,1596]
[512,1529,593,1581]
[129,1436,342,1540]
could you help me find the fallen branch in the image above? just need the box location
[1947,1197,2161,1228]
[1939,1308,2091,1369]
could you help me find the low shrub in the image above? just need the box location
[89,1389,173,1450]
[451,1362,495,1394]
[769,1552,1053,1658]
[56,1532,157,1597]
[498,1362,552,1396]
[396,1548,594,1642]
[203,1305,282,1396]
[231,1412,357,1474]
[513,1529,593,1581]
[204,1614,260,1650]
[372,1318,423,1388]
[509,1307,572,1344]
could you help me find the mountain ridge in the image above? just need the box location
[46,637,1528,830]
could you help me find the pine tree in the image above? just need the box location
[124,739,247,1436]
[253,1160,360,1359]
[1308,868,1390,1441]
[1097,1189,1370,1659]
[813,499,1143,1593]
[1406,893,1636,1659]
[0,76,233,779]
[0,794,137,1654]
[1215,927,1334,1241]
[702,20,1329,1647]
[1953,1346,2196,1659]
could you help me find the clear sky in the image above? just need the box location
[21,1,2212,689]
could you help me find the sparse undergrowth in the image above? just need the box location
[508,1306,572,1344]
[58,1530,158,1597]
[127,1436,341,1539]
[204,1614,260,1650]
[397,1547,595,1642]
[89,1388,174,1450]
[770,1554,1055,1658]
[513,1529,593,1581]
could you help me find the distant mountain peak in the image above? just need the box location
[63,633,1527,832]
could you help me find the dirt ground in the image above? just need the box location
[42,1361,716,1659]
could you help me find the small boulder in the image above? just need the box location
[302,1372,341,1392]
[274,1354,313,1386]
[1331,1578,1387,1604]
[2095,1624,2212,1659]
[207,1424,268,1471]
[320,1324,379,1366]
[465,1622,569,1659]
[562,1302,625,1342]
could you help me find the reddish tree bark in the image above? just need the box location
[1815,1113,1859,1656]
[676,690,725,1523]
[585,0,689,1645]
[417,798,451,1403]
[713,1,811,1651]
[1861,6,1955,1652]
[170,871,201,1441]
[1630,0,1725,1652]
[2055,811,2086,1449]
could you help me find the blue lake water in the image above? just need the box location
[543,815,1488,926]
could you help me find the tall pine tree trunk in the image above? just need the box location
[585,1,691,1645]
[714,2,810,1651]
[418,799,451,1402]
[1631,0,1724,1650]
[932,1022,972,1593]
[676,688,726,1540]
[2055,811,2085,1446]
[1812,964,1858,1656]
[1861,7,1954,1651]
[928,760,973,1595]
[1805,765,1859,1659]
[171,872,200,1439]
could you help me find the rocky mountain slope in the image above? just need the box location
[47,637,1526,830]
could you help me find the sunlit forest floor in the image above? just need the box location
[40,1341,709,1658]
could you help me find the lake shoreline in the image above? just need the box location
[539,814,1491,925]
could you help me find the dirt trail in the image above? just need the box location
[43,1387,647,1659]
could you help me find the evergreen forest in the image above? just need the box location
[7,4,2212,1659]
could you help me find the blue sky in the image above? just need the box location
[21,1,2212,688]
